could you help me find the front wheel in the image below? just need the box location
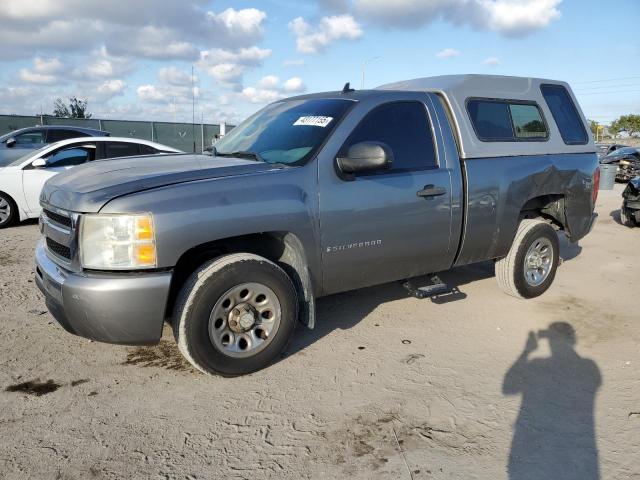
[495,219,560,299]
[173,253,298,376]
[0,192,17,229]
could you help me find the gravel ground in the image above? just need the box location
[0,185,638,480]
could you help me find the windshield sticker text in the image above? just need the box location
[293,116,333,128]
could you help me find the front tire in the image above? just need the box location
[495,219,560,299]
[173,253,298,376]
[0,192,17,229]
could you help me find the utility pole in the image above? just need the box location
[192,65,196,153]
[361,56,381,89]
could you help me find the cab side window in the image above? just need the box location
[15,131,45,145]
[540,84,588,145]
[139,145,157,155]
[104,142,141,158]
[47,146,95,167]
[467,99,548,141]
[342,101,437,173]
[47,129,89,142]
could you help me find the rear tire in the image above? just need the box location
[0,192,17,229]
[172,253,298,376]
[495,219,560,299]
[620,206,636,228]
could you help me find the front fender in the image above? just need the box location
[100,166,321,278]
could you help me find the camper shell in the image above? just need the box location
[377,74,595,159]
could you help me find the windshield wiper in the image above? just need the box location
[215,150,264,162]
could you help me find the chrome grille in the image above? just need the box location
[43,209,72,229]
[41,206,79,270]
[46,237,71,260]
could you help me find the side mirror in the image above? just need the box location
[31,158,47,168]
[5,137,16,148]
[336,141,393,180]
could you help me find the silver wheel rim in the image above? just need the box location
[208,282,281,358]
[0,197,10,223]
[524,237,554,287]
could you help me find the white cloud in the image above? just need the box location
[257,75,280,90]
[0,2,268,60]
[159,67,195,87]
[211,8,266,43]
[241,86,284,104]
[108,26,200,60]
[18,57,65,85]
[483,56,500,66]
[436,48,460,59]
[76,47,133,81]
[95,79,127,101]
[481,0,562,35]
[283,77,305,93]
[241,76,307,104]
[351,0,561,37]
[283,59,305,67]
[289,14,363,54]
[136,67,202,106]
[199,46,272,66]
[137,85,166,102]
[198,46,271,89]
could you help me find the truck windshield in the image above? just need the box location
[214,98,355,166]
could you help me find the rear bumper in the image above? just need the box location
[35,240,172,345]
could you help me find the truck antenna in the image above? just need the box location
[342,82,355,94]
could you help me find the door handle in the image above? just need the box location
[416,185,447,198]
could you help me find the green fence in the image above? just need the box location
[0,115,232,153]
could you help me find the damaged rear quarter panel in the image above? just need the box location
[455,152,597,266]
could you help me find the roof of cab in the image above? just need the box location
[376,74,595,159]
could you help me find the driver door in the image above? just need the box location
[23,143,96,213]
[318,98,454,294]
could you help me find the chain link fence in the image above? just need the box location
[0,114,232,153]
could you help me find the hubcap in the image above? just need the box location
[524,237,554,287]
[0,197,10,223]
[208,282,281,358]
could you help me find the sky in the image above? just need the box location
[0,0,638,126]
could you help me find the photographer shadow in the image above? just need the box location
[504,322,601,480]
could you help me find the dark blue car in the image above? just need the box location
[0,126,109,166]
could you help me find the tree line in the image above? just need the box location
[590,114,640,138]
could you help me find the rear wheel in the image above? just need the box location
[620,205,636,228]
[0,192,17,229]
[173,253,298,376]
[495,219,560,299]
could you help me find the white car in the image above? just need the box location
[0,136,181,228]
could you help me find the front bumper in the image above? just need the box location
[35,240,172,345]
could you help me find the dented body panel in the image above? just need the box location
[455,152,598,266]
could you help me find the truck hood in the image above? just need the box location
[41,153,281,213]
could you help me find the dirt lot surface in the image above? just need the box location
[0,185,638,480]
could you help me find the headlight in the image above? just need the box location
[79,214,157,270]
[619,160,630,166]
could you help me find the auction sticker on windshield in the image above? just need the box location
[293,116,333,127]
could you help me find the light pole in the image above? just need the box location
[361,56,381,89]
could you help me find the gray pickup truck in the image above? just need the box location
[35,75,599,376]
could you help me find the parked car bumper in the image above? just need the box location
[35,240,172,345]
